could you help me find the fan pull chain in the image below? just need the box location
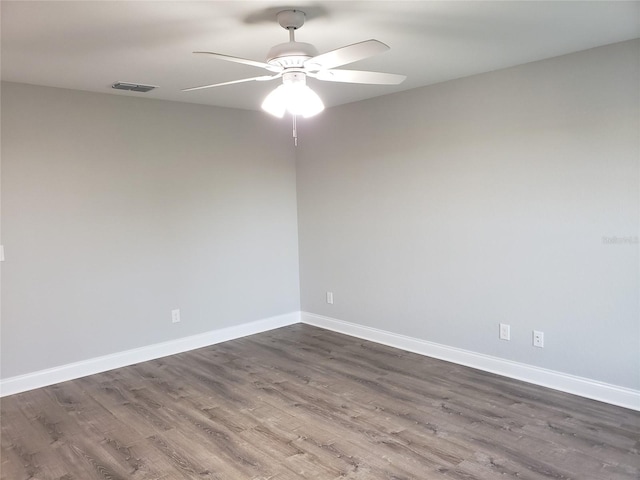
[292,114,298,147]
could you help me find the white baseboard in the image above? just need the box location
[301,312,640,412]
[4,310,638,412]
[0,312,300,397]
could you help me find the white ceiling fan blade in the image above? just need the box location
[304,40,389,71]
[193,51,283,73]
[182,75,278,92]
[313,69,406,85]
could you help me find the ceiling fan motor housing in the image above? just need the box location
[266,42,319,69]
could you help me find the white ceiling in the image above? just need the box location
[2,1,639,112]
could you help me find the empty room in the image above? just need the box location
[1,1,639,479]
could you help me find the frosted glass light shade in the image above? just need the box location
[261,75,324,118]
[261,84,288,118]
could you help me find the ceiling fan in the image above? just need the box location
[183,9,406,118]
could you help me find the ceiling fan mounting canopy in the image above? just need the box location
[276,9,306,30]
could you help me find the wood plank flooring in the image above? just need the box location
[1,324,638,479]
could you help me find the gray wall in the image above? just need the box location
[2,40,638,392]
[297,40,640,389]
[1,82,300,378]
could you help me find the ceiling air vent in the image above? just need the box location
[112,82,157,93]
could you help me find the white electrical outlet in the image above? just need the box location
[326,291,334,305]
[499,323,510,341]
[171,309,181,323]
[533,330,544,348]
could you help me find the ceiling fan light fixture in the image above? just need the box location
[261,72,324,118]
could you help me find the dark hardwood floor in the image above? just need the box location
[1,324,638,479]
